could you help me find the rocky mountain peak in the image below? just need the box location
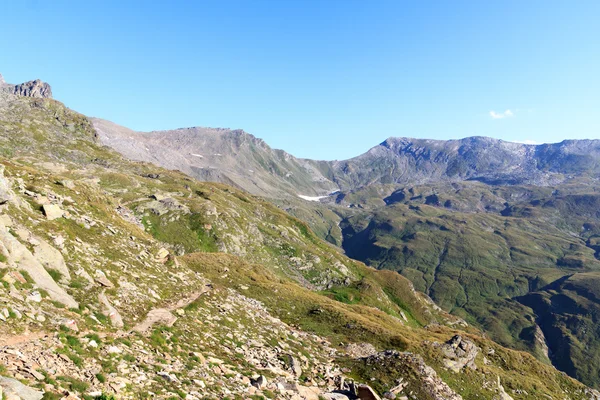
[0,74,53,98]
[11,79,53,98]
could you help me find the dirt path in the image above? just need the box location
[131,286,211,334]
[0,331,47,347]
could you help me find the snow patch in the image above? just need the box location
[298,194,328,202]
[191,153,204,158]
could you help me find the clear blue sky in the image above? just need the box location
[1,1,599,160]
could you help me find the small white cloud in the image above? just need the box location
[489,109,514,119]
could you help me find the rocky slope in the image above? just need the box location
[1,77,598,399]
[92,118,336,198]
[94,119,600,199]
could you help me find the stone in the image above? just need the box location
[295,385,321,400]
[156,248,169,261]
[284,354,303,377]
[107,346,122,354]
[22,368,45,381]
[321,394,350,400]
[42,204,63,220]
[98,291,124,328]
[57,179,75,189]
[251,375,267,389]
[27,291,42,303]
[496,377,514,400]
[0,214,12,227]
[0,376,44,400]
[0,166,16,205]
[94,270,114,288]
[345,342,378,358]
[440,335,479,373]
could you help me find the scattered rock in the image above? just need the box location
[26,291,42,303]
[346,342,378,358]
[94,272,114,288]
[284,354,303,377]
[156,248,169,262]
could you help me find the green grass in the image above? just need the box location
[46,268,63,282]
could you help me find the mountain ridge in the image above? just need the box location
[94,116,600,199]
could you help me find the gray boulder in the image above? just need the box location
[0,376,43,400]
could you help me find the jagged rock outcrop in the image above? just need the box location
[355,350,463,400]
[0,74,52,99]
[9,79,52,98]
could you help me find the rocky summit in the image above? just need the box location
[2,74,600,400]
[0,75,52,99]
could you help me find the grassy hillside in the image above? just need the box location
[335,180,600,387]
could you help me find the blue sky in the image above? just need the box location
[1,1,599,160]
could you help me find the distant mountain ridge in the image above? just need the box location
[94,117,600,198]
[93,118,337,198]
[329,136,600,189]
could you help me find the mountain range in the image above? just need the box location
[94,92,600,389]
[94,117,600,198]
[1,74,600,400]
